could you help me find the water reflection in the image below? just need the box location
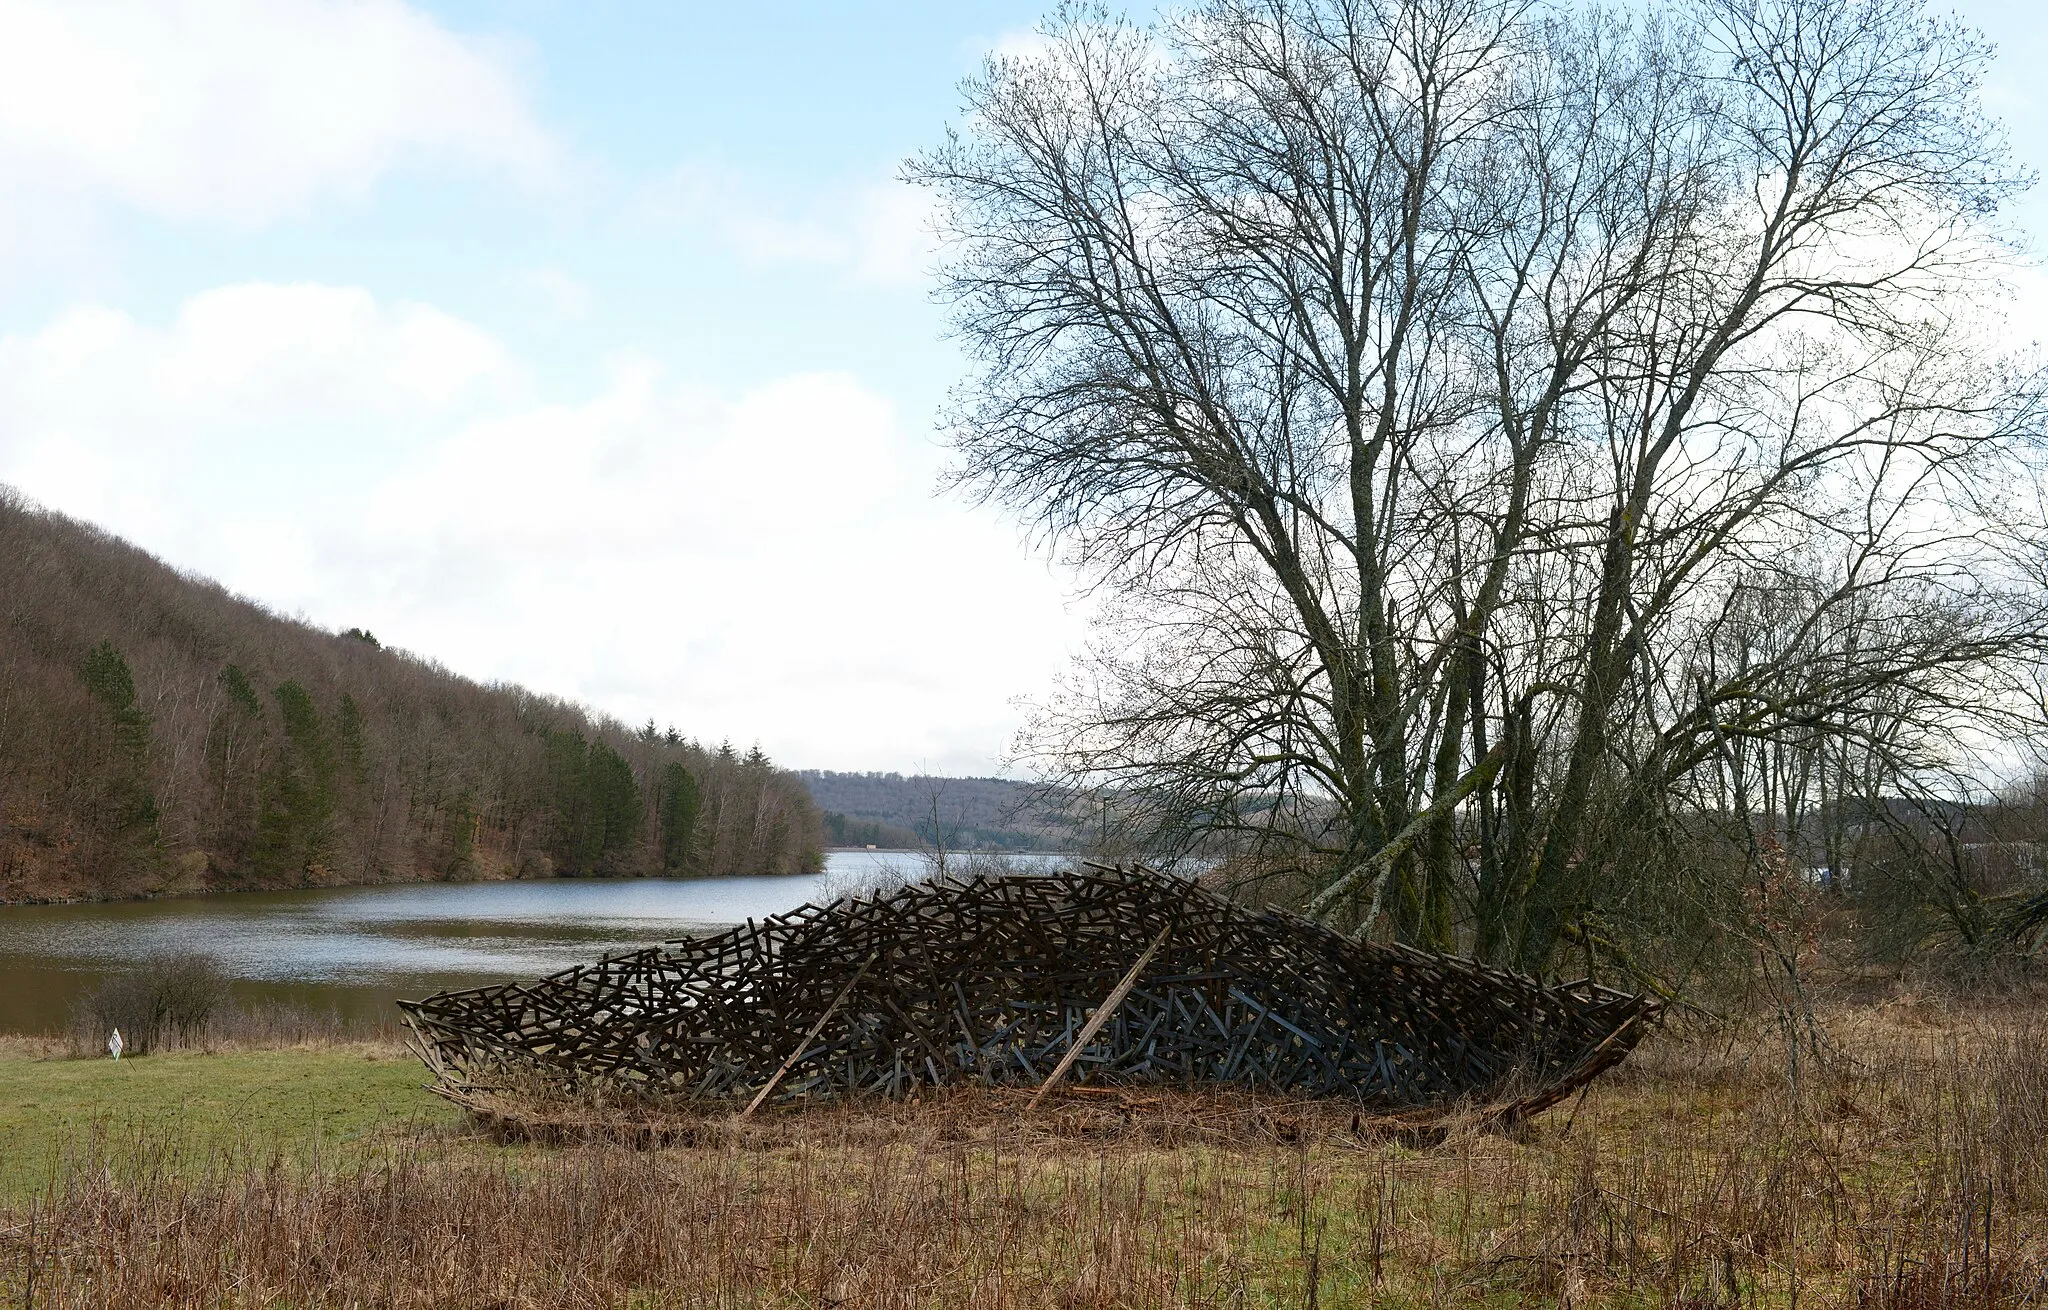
[0,851,1071,1034]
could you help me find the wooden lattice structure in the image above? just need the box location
[400,864,1658,1116]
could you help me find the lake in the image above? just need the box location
[0,851,1072,1035]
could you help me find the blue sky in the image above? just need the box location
[1,0,2045,775]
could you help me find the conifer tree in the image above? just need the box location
[219,664,261,718]
[587,741,642,868]
[660,762,701,875]
[78,640,157,832]
[541,732,641,874]
[542,730,596,872]
[335,693,370,787]
[204,663,266,866]
[252,680,336,878]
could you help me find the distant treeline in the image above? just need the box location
[820,811,922,850]
[0,490,823,903]
[798,771,1074,851]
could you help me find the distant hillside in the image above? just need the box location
[819,811,923,850]
[798,771,1077,851]
[0,489,822,903]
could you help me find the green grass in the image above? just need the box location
[3,1014,2044,1306]
[0,1043,457,1199]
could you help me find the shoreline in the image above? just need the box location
[0,864,841,910]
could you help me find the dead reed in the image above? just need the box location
[63,996,400,1059]
[3,998,2044,1308]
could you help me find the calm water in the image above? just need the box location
[0,851,1070,1034]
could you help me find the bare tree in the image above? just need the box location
[0,488,828,900]
[913,0,2048,972]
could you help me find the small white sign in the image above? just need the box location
[107,1028,123,1061]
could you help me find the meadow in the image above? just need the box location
[0,992,2042,1308]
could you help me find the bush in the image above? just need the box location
[71,952,228,1056]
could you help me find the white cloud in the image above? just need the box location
[845,183,939,285]
[0,282,511,434]
[640,162,936,289]
[0,0,556,227]
[976,26,1060,63]
[353,364,1074,767]
[0,284,1081,773]
[502,267,591,322]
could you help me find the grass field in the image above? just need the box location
[1,996,2044,1307]
[0,1038,455,1200]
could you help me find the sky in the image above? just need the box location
[1,0,2046,776]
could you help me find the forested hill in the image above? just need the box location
[0,490,823,903]
[797,771,1075,851]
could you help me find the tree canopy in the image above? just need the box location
[914,0,2048,975]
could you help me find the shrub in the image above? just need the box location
[70,952,228,1056]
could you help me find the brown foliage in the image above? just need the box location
[0,488,823,902]
[4,1001,2046,1307]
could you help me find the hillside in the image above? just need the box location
[0,489,823,903]
[797,771,1076,851]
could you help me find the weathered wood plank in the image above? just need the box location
[398,864,1659,1116]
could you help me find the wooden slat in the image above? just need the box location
[397,863,1661,1117]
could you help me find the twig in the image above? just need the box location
[742,950,879,1119]
[1028,925,1171,1111]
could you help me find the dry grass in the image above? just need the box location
[63,994,403,1060]
[3,996,2046,1308]
[0,1037,64,1064]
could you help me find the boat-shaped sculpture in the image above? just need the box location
[400,863,1658,1117]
